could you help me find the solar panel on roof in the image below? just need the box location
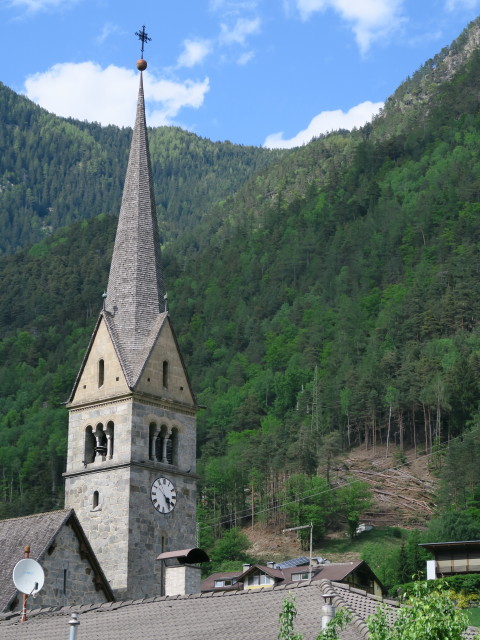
[275,556,310,569]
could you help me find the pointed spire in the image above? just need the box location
[104,70,166,386]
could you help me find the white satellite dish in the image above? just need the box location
[13,558,45,595]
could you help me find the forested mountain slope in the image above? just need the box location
[2,19,480,543]
[0,83,281,254]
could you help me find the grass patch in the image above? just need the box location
[466,607,480,627]
[313,526,406,558]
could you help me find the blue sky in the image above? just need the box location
[1,0,480,147]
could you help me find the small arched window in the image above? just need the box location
[98,359,105,388]
[93,491,99,509]
[162,360,169,389]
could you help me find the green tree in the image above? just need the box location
[367,582,473,640]
[278,595,350,640]
[209,527,251,569]
[283,474,334,545]
[336,481,373,540]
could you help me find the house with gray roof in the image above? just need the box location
[201,559,383,596]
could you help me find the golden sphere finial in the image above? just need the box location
[137,59,147,71]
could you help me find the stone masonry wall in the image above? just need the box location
[71,318,130,407]
[12,520,109,612]
[65,394,197,600]
[126,463,197,598]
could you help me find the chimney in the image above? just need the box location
[321,594,336,630]
[164,564,201,596]
[266,561,276,569]
[242,563,251,571]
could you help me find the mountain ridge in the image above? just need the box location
[1,20,480,576]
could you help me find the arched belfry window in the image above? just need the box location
[98,359,105,388]
[84,423,114,465]
[159,425,169,462]
[149,423,158,461]
[169,427,179,466]
[162,360,169,389]
[106,421,114,459]
[84,426,95,464]
[94,424,107,460]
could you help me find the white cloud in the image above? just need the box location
[7,0,78,11]
[177,39,213,68]
[263,100,383,149]
[219,16,261,45]
[24,62,209,127]
[210,0,259,11]
[291,0,405,53]
[237,50,255,65]
[96,22,121,46]
[445,0,480,8]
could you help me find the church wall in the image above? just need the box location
[126,463,197,597]
[71,319,129,406]
[65,399,136,596]
[66,398,133,472]
[65,396,197,599]
[136,320,195,406]
[12,520,109,612]
[131,398,197,473]
[64,466,131,595]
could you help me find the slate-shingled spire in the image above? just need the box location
[104,70,166,386]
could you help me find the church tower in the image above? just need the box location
[64,51,198,600]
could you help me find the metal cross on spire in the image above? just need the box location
[135,25,151,59]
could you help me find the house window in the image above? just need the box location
[214,579,237,588]
[246,572,273,586]
[98,359,105,387]
[292,572,310,581]
[162,360,169,389]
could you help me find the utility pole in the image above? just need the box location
[282,522,314,579]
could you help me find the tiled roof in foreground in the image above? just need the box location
[0,578,477,640]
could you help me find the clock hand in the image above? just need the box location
[156,482,168,499]
[156,482,173,510]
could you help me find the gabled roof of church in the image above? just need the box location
[103,71,166,386]
[0,509,113,612]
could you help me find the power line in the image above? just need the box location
[199,433,458,531]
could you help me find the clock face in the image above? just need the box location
[151,476,177,513]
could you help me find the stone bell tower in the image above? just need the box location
[64,50,198,600]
